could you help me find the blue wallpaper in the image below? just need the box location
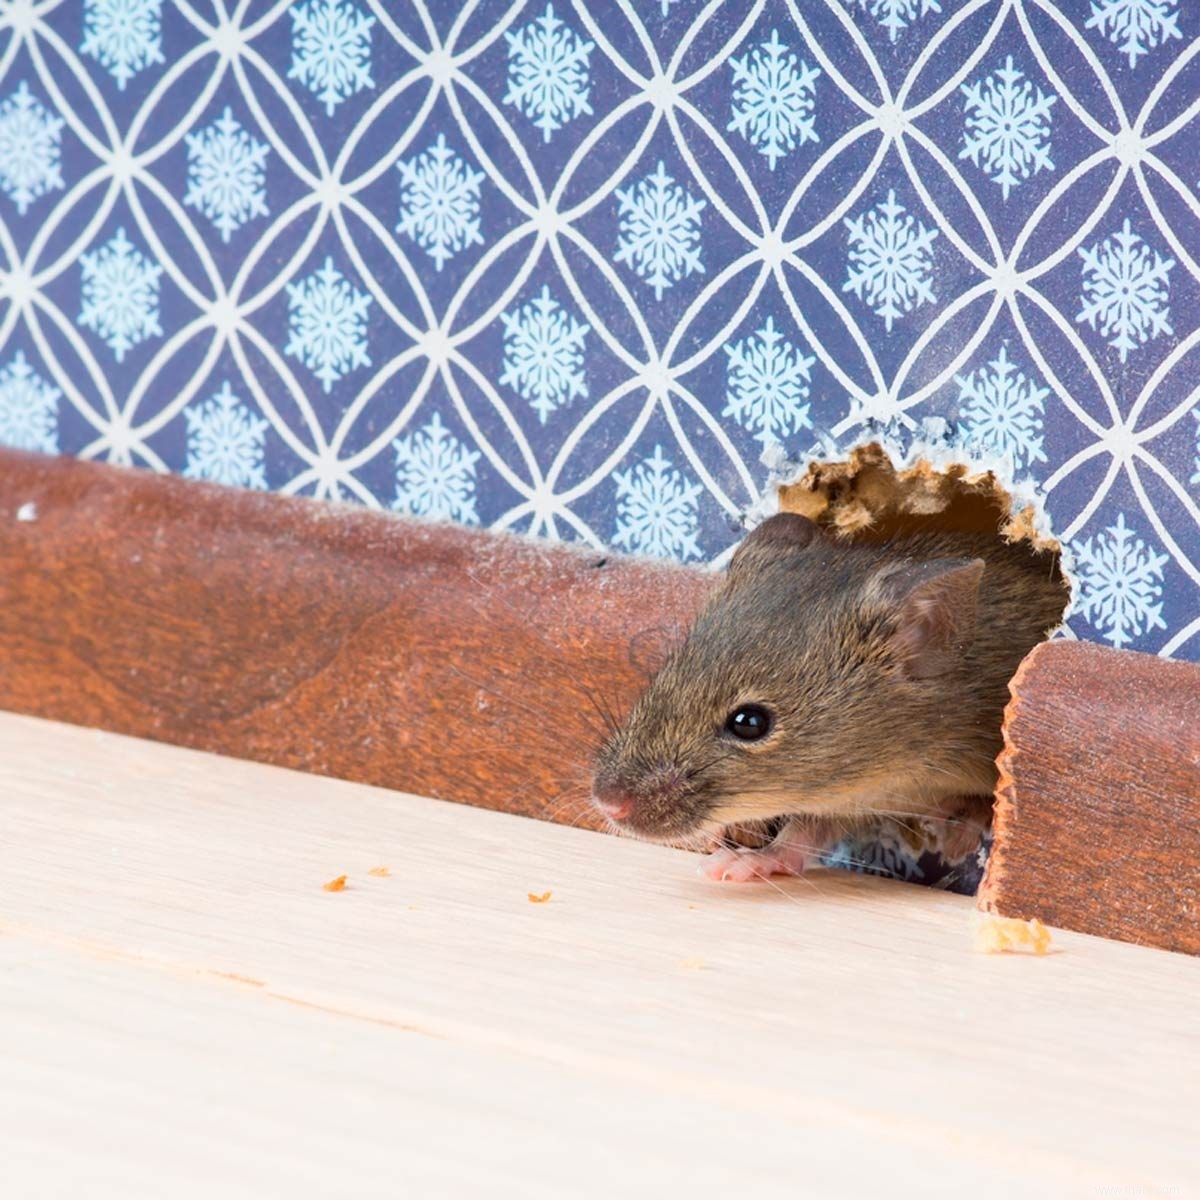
[0,0,1198,662]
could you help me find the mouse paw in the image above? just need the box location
[700,844,813,883]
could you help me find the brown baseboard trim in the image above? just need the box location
[0,449,713,827]
[10,450,1198,950]
[980,640,1200,956]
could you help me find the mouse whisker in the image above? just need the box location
[544,781,602,821]
[671,828,712,855]
[544,794,589,824]
[748,866,822,899]
[864,802,992,833]
[575,680,627,739]
[768,837,896,877]
[547,762,595,789]
[868,808,985,832]
[456,580,617,741]
[443,661,609,753]
[692,816,886,878]
[681,756,731,783]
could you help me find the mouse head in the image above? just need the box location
[590,513,984,842]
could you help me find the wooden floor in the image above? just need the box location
[3,713,1197,1199]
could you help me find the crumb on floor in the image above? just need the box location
[322,874,348,892]
[367,866,389,877]
[527,891,552,903]
[974,913,1052,955]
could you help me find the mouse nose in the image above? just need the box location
[592,787,635,822]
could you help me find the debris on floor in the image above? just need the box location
[974,913,1053,955]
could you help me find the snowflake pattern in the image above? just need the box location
[184,108,270,244]
[612,445,703,561]
[184,381,268,489]
[954,345,1048,471]
[285,257,372,393]
[1077,219,1173,363]
[396,134,485,271]
[723,316,815,445]
[0,350,59,453]
[846,0,943,43]
[0,82,64,216]
[1192,409,1200,488]
[80,0,164,91]
[960,57,1056,200]
[614,161,706,301]
[288,0,374,116]
[728,30,820,171]
[504,5,594,143]
[1085,0,1182,68]
[1071,512,1169,649]
[78,228,163,362]
[392,412,481,523]
[843,189,938,332]
[499,286,589,424]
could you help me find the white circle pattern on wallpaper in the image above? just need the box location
[0,0,1198,661]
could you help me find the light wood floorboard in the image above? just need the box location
[2,713,1196,1198]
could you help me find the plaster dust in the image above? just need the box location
[770,438,1061,558]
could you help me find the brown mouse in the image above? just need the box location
[590,512,1069,881]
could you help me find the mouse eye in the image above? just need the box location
[725,704,772,741]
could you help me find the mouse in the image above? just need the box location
[590,511,1070,882]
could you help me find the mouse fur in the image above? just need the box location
[591,513,1069,864]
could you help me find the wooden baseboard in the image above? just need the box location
[980,640,1200,955]
[8,450,1200,954]
[0,449,713,826]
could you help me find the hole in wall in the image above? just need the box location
[762,437,1074,892]
[773,438,1070,612]
[776,439,1059,554]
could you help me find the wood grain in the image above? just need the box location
[980,639,1200,955]
[4,711,1200,1198]
[0,448,712,826]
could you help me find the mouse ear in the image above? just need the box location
[870,557,985,680]
[728,513,820,578]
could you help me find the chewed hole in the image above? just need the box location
[776,438,1070,608]
[767,438,1073,890]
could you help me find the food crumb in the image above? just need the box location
[16,501,36,522]
[367,866,390,877]
[527,891,552,903]
[322,874,348,892]
[974,913,1053,955]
